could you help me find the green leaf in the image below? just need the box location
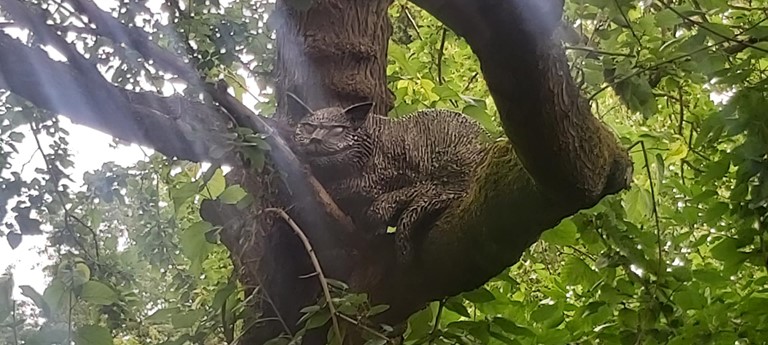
[623,187,653,223]
[655,9,682,29]
[462,105,498,133]
[670,266,692,282]
[42,279,67,318]
[692,269,727,286]
[666,140,688,163]
[8,131,25,142]
[710,237,740,261]
[171,309,205,329]
[368,304,390,316]
[171,181,201,214]
[20,285,50,318]
[492,317,536,337]
[700,22,734,40]
[201,167,226,199]
[59,261,91,288]
[146,307,181,323]
[404,306,433,340]
[6,232,21,249]
[0,273,12,323]
[562,256,599,289]
[530,303,560,323]
[79,281,118,305]
[180,221,214,274]
[672,288,706,310]
[618,308,638,329]
[539,218,578,246]
[444,297,471,317]
[218,185,248,204]
[304,308,331,329]
[212,281,237,310]
[462,287,496,303]
[703,202,729,224]
[74,325,114,345]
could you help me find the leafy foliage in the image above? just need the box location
[2,0,768,344]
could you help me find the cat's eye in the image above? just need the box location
[328,126,345,135]
[300,123,316,132]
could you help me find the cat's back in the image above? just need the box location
[370,108,489,180]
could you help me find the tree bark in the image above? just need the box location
[229,0,633,342]
[0,0,632,344]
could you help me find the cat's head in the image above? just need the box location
[286,93,375,172]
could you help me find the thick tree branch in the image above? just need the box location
[0,0,101,79]
[0,33,230,162]
[334,0,634,325]
[205,82,359,245]
[64,0,200,82]
[411,0,631,207]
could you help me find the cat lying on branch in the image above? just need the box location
[285,93,490,263]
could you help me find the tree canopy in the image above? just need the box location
[1,0,768,344]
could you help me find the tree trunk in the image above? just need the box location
[204,0,632,344]
[209,1,396,343]
[0,0,631,343]
[273,0,394,117]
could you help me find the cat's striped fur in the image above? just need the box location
[287,94,490,263]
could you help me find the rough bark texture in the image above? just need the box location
[272,0,395,117]
[206,0,632,343]
[0,0,633,344]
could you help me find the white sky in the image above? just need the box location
[0,118,148,298]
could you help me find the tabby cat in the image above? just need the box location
[286,93,489,263]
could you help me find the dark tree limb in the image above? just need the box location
[0,1,635,343]
[0,32,230,162]
[410,0,631,207]
[64,0,201,82]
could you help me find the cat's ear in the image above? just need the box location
[343,102,374,125]
[286,92,314,122]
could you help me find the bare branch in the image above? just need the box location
[65,0,200,83]
[0,33,230,161]
[265,208,342,343]
[410,0,630,206]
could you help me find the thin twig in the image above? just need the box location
[564,45,635,57]
[11,300,18,345]
[265,208,343,342]
[677,86,685,135]
[682,160,704,173]
[67,290,73,343]
[18,147,41,175]
[337,313,393,343]
[66,214,100,260]
[659,0,768,54]
[462,72,479,92]
[29,121,99,259]
[62,215,92,260]
[613,0,642,46]
[639,141,664,277]
[568,245,597,261]
[402,4,423,41]
[590,16,768,100]
[437,27,447,85]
